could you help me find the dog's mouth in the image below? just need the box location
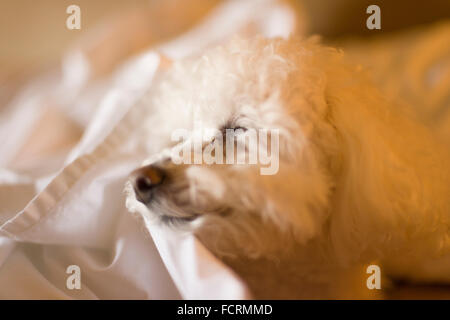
[130,178,233,227]
[159,214,199,225]
[136,183,199,221]
[126,173,201,225]
[128,161,235,226]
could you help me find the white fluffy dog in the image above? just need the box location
[126,37,450,298]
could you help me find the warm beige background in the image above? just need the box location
[0,1,145,76]
[0,0,221,103]
[2,0,450,81]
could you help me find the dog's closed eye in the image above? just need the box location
[207,125,249,152]
[221,126,247,135]
[220,116,248,134]
[213,125,247,144]
[225,126,247,132]
[220,118,248,133]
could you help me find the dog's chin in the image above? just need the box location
[140,186,230,227]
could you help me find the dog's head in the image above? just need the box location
[127,37,338,258]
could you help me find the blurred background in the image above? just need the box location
[2,0,450,104]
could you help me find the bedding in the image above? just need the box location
[0,0,294,299]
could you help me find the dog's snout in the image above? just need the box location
[131,165,166,203]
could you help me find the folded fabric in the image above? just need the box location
[0,0,295,299]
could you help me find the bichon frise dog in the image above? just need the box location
[126,37,450,298]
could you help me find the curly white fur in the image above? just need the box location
[126,37,450,298]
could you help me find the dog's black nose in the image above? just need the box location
[131,165,166,204]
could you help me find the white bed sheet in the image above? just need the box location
[0,0,296,299]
